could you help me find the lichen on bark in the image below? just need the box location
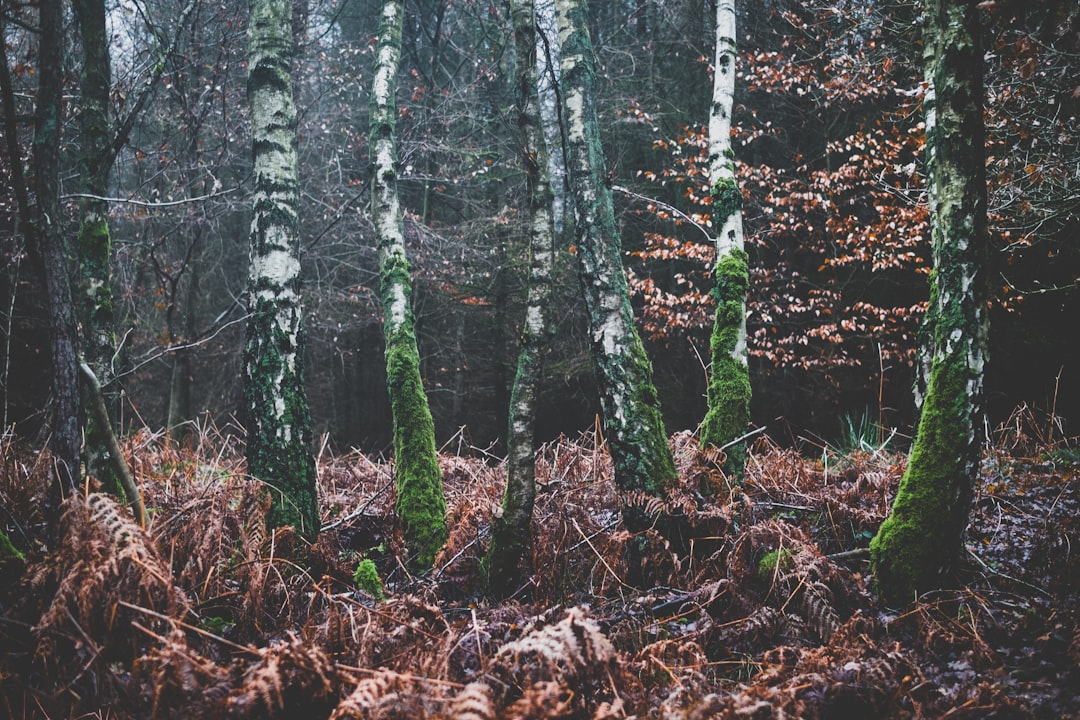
[555,0,676,504]
[243,0,319,539]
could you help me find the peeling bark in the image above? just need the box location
[871,0,988,605]
[370,0,447,571]
[243,0,319,538]
[700,0,751,479]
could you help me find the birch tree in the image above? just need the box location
[555,0,676,504]
[870,0,988,604]
[370,0,447,571]
[699,0,751,478]
[482,0,557,594]
[243,0,319,538]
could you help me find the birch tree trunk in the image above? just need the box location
[243,0,319,538]
[370,0,447,571]
[870,0,988,605]
[35,0,81,511]
[482,0,557,595]
[555,0,676,504]
[699,0,751,478]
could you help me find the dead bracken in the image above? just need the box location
[0,417,1076,718]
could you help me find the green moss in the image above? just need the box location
[710,176,741,227]
[870,356,972,604]
[385,327,448,570]
[243,299,319,540]
[0,529,24,563]
[601,331,678,500]
[352,559,388,601]
[758,548,793,580]
[701,247,751,477]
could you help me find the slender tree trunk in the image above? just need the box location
[554,0,676,505]
[73,0,125,498]
[870,0,988,605]
[243,0,319,538]
[482,0,557,596]
[699,0,751,478]
[34,0,80,511]
[370,0,447,571]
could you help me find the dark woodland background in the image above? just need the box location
[2,0,1078,453]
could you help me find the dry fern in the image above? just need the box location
[448,681,497,720]
[227,633,338,717]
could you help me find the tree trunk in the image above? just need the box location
[699,0,751,478]
[73,0,125,498]
[482,0,557,596]
[554,0,676,506]
[870,0,988,605]
[34,0,81,510]
[243,0,319,539]
[370,0,447,571]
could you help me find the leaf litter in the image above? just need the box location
[0,418,1076,718]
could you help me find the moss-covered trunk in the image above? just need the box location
[699,0,750,479]
[870,0,988,605]
[243,0,319,539]
[554,0,676,507]
[73,0,127,500]
[482,0,557,596]
[370,0,447,571]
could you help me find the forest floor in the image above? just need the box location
[0,412,1077,719]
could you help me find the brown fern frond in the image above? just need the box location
[797,580,840,643]
[227,633,337,717]
[34,494,180,673]
[448,681,496,720]
[134,628,231,719]
[503,680,573,719]
[330,669,403,719]
[491,606,615,684]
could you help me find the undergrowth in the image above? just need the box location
[0,415,1076,718]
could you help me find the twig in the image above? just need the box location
[62,188,237,208]
[571,517,633,590]
[120,600,259,655]
[966,548,1051,598]
[321,478,395,531]
[719,425,768,452]
[611,184,712,242]
[79,362,146,527]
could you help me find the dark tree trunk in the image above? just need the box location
[35,0,81,509]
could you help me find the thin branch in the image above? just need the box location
[120,314,248,378]
[79,362,146,527]
[611,184,713,242]
[61,188,238,209]
[107,0,200,166]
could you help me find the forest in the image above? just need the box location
[1,0,1078,717]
